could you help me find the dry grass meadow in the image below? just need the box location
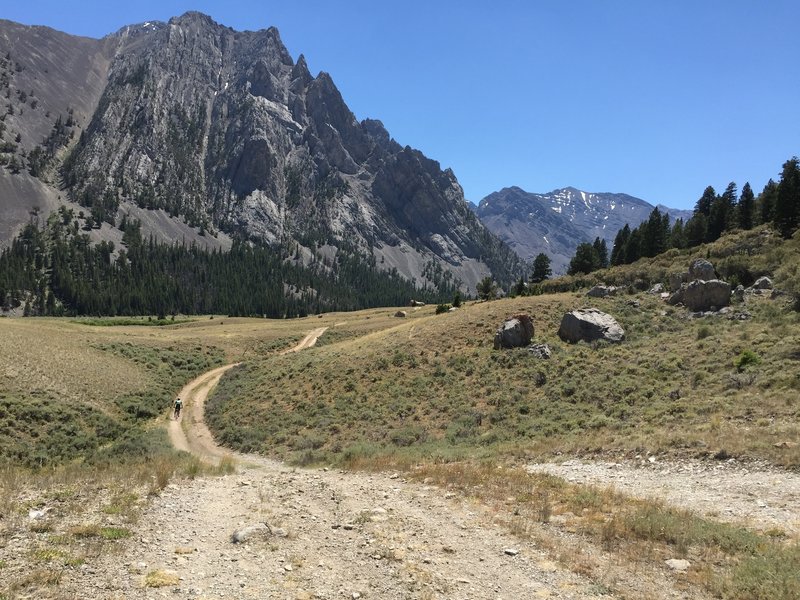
[2,226,799,598]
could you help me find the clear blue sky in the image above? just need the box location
[4,1,799,209]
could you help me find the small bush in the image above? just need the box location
[435,303,451,314]
[99,526,131,540]
[144,569,180,588]
[734,349,761,372]
[389,426,427,447]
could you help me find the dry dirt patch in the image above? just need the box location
[528,458,800,538]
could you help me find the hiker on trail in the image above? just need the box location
[173,396,183,419]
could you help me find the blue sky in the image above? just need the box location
[4,1,799,209]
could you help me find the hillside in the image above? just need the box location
[206,251,799,468]
[0,13,521,293]
[475,186,692,273]
[1,227,799,597]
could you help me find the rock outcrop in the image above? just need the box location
[667,259,730,311]
[528,343,552,359]
[494,315,534,349]
[688,259,716,282]
[587,285,618,298]
[681,279,732,311]
[748,276,773,291]
[668,272,688,292]
[558,308,625,343]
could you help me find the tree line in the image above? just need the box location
[566,156,800,275]
[0,208,458,317]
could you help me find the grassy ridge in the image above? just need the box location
[0,319,230,467]
[206,290,800,467]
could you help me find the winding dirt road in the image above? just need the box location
[58,327,727,598]
[168,327,328,462]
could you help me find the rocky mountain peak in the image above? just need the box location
[0,14,522,292]
[168,11,218,28]
[476,186,692,275]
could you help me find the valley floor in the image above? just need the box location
[6,321,798,599]
[55,340,719,600]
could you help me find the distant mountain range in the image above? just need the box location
[0,13,521,294]
[474,186,693,274]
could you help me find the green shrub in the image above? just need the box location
[734,350,761,372]
[436,303,451,314]
[723,544,800,600]
[390,426,427,447]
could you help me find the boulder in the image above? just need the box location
[648,283,664,294]
[689,258,716,281]
[749,276,773,291]
[394,310,407,318]
[667,288,684,305]
[733,284,745,301]
[665,558,691,572]
[494,314,534,349]
[682,279,731,311]
[586,285,618,298]
[528,343,552,359]
[231,522,287,543]
[557,308,625,343]
[668,271,688,292]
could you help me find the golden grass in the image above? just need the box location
[0,318,151,405]
[144,569,180,587]
[206,287,800,467]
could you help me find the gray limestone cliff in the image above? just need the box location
[1,12,521,292]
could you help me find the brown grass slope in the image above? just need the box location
[206,228,800,468]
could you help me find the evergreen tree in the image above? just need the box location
[624,228,642,263]
[721,182,738,230]
[531,253,552,283]
[514,276,526,297]
[775,157,800,238]
[669,218,687,249]
[476,276,497,301]
[592,237,609,269]
[694,186,716,217]
[707,182,736,241]
[0,217,460,318]
[738,182,755,230]
[640,207,669,257]
[568,242,600,275]
[610,224,630,266]
[757,179,778,225]
[685,213,708,247]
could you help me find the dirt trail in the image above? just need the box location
[282,326,328,354]
[168,363,240,461]
[59,328,715,599]
[168,327,328,462]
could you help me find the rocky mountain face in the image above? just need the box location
[0,13,520,292]
[475,186,692,274]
